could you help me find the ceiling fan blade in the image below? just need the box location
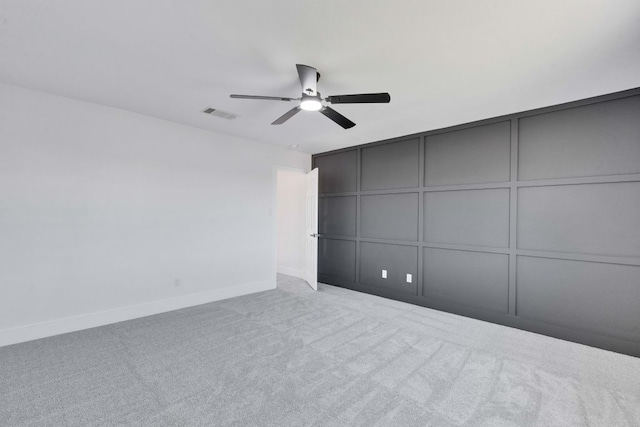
[319,107,356,129]
[230,94,296,101]
[271,107,301,125]
[326,93,391,104]
[296,64,318,96]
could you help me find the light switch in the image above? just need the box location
[382,269,387,279]
[406,273,412,283]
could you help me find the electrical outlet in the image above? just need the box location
[382,269,387,279]
[174,278,181,287]
[406,274,412,283]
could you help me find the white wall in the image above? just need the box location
[0,83,310,346]
[276,169,306,279]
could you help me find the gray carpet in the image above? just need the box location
[1,275,639,426]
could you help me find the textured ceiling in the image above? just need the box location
[1,1,639,154]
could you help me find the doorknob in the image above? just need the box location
[310,233,319,238]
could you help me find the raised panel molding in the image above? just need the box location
[361,138,420,190]
[313,87,640,357]
[425,121,511,186]
[361,193,419,241]
[319,196,357,237]
[318,238,356,283]
[360,242,418,294]
[517,257,640,343]
[424,248,509,314]
[518,95,640,180]
[518,182,640,257]
[424,188,509,248]
[315,150,357,194]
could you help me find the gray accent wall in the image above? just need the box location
[314,88,640,357]
[361,193,419,241]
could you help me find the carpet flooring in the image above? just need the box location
[1,274,640,426]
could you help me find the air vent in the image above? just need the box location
[201,107,238,120]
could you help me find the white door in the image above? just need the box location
[305,168,319,290]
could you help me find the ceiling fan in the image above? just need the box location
[230,64,390,129]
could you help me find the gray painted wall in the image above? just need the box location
[313,88,640,357]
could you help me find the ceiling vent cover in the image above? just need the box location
[202,107,238,120]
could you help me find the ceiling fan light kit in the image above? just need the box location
[230,64,390,129]
[300,94,323,111]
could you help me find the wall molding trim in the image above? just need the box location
[0,279,275,348]
[313,87,640,357]
[277,265,305,279]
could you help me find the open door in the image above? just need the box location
[305,168,319,290]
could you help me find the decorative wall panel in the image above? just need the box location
[314,88,640,356]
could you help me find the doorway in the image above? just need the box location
[275,166,318,291]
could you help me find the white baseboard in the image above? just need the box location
[277,265,305,279]
[0,279,275,348]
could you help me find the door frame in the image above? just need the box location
[272,165,309,285]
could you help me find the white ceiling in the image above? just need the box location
[1,1,639,154]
